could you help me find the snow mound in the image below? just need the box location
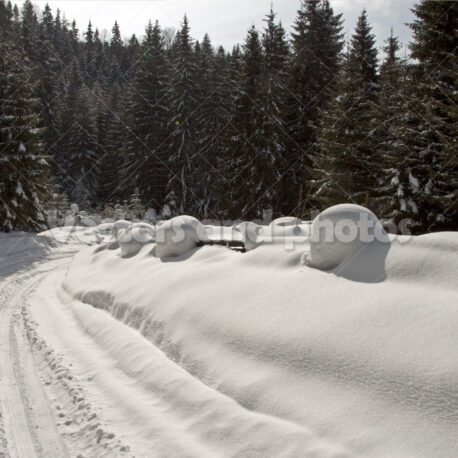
[270,216,303,227]
[117,223,155,257]
[304,204,387,271]
[154,216,208,258]
[112,220,131,237]
[96,222,115,235]
[234,221,263,250]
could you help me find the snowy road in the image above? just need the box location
[0,256,69,458]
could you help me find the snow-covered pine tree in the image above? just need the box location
[409,0,457,230]
[98,82,124,205]
[123,20,170,211]
[228,25,265,219]
[216,45,243,219]
[287,0,344,214]
[83,21,98,87]
[20,0,40,63]
[56,58,99,208]
[193,33,224,217]
[109,21,124,86]
[54,57,82,193]
[0,39,49,231]
[67,84,99,208]
[166,15,199,214]
[261,8,289,216]
[93,28,111,94]
[312,9,380,211]
[375,33,427,230]
[0,0,14,38]
[36,5,61,161]
[122,34,139,83]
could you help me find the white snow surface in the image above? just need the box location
[1,205,457,457]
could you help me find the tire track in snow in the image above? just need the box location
[0,264,69,458]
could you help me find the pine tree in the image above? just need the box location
[409,0,457,230]
[20,0,40,62]
[122,34,139,83]
[109,20,124,86]
[216,45,243,218]
[376,34,424,229]
[67,85,99,207]
[0,39,49,231]
[36,5,61,161]
[287,0,344,213]
[229,25,265,219]
[166,15,199,214]
[56,58,99,207]
[98,82,124,205]
[124,20,170,211]
[83,21,98,86]
[261,8,289,215]
[312,9,380,210]
[193,33,224,217]
[0,0,14,38]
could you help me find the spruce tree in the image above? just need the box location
[287,0,344,213]
[216,45,243,218]
[20,0,40,62]
[229,26,265,219]
[36,5,61,161]
[98,82,124,205]
[0,39,49,231]
[193,33,223,217]
[166,15,199,214]
[409,0,457,230]
[376,34,425,229]
[0,0,14,38]
[123,20,170,211]
[57,58,99,207]
[83,21,98,86]
[312,9,380,210]
[67,84,99,207]
[109,21,124,86]
[261,9,289,215]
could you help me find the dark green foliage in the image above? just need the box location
[312,9,380,211]
[0,39,49,231]
[286,0,344,214]
[409,0,458,230]
[123,20,170,209]
[166,16,199,214]
[0,0,454,233]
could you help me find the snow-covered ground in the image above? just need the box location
[1,206,457,457]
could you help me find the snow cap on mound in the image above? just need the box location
[117,223,155,257]
[304,204,387,271]
[112,220,131,237]
[270,216,303,227]
[96,222,115,235]
[155,216,208,258]
[234,221,263,251]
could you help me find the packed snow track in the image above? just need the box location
[0,257,69,458]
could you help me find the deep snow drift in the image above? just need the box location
[23,205,458,457]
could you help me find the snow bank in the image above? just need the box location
[29,209,458,457]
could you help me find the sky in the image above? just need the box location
[20,0,416,55]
